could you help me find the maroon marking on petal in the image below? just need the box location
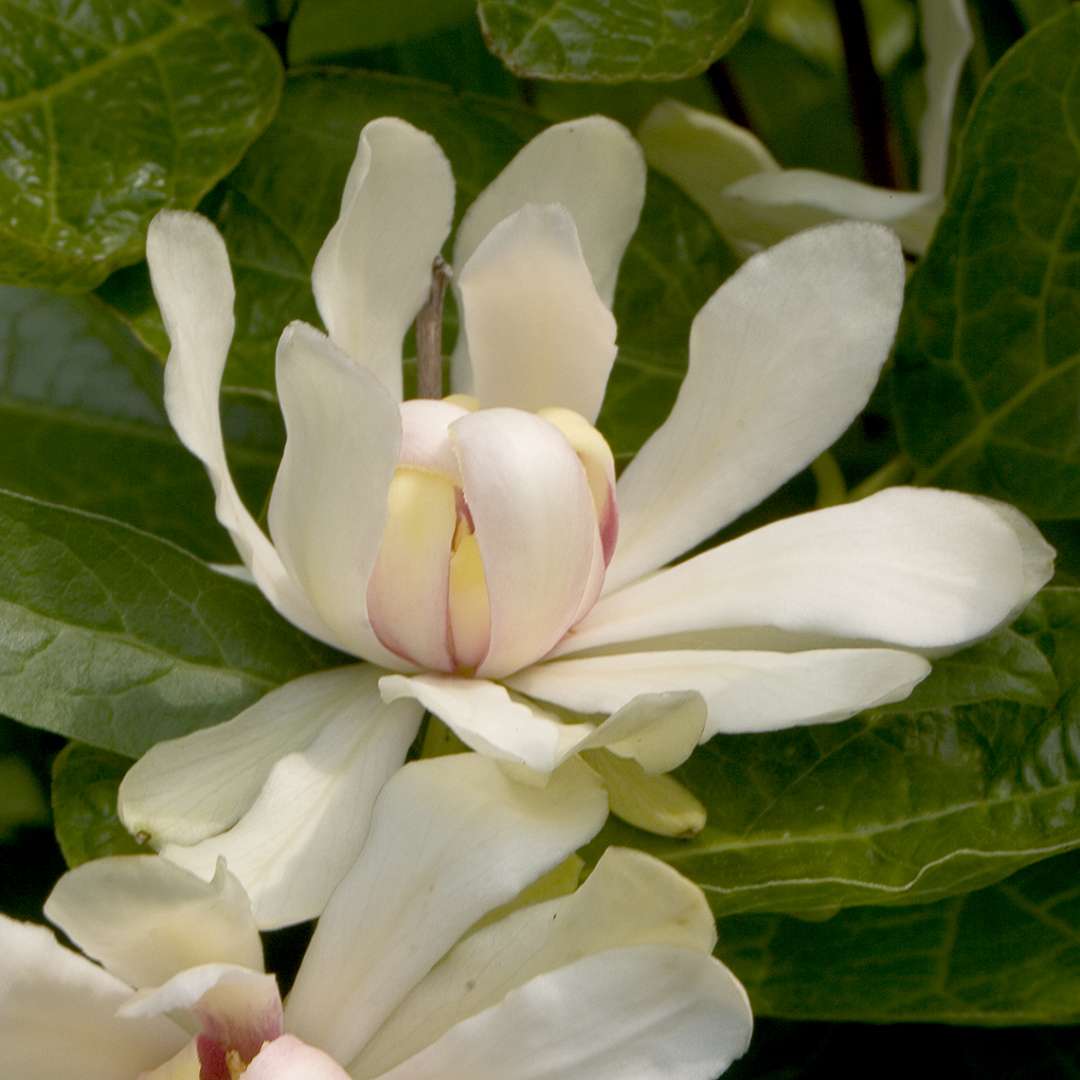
[197,1035,230,1080]
[599,487,619,567]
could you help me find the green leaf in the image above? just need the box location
[100,68,737,464]
[0,754,48,838]
[0,0,282,290]
[0,489,343,758]
[477,0,754,82]
[893,8,1080,519]
[51,742,141,867]
[586,587,1080,917]
[289,0,476,61]
[721,847,1080,1024]
[0,286,280,561]
[1012,0,1074,29]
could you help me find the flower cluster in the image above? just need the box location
[4,102,1053,1080]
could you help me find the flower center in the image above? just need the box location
[366,396,617,675]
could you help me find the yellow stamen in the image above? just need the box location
[226,1049,247,1078]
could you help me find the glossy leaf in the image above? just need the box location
[51,742,141,867]
[0,0,282,289]
[721,848,1080,1024]
[477,0,754,82]
[100,69,737,464]
[893,8,1080,519]
[289,0,476,61]
[0,287,280,561]
[0,489,344,758]
[585,588,1080,917]
[1012,0,1074,28]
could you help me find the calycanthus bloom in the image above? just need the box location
[119,114,1054,928]
[2,755,753,1079]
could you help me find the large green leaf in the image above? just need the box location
[1013,0,1074,28]
[0,0,282,290]
[51,742,140,867]
[892,8,1080,519]
[0,286,280,560]
[586,588,1080,917]
[0,490,343,758]
[476,0,754,82]
[100,68,737,464]
[721,847,1080,1024]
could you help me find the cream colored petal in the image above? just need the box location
[312,117,455,400]
[607,222,904,592]
[350,847,717,1077]
[458,204,617,421]
[286,754,607,1065]
[268,322,404,665]
[44,857,262,990]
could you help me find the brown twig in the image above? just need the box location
[415,255,452,399]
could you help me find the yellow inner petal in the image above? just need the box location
[448,520,491,673]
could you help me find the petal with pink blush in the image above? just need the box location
[246,1036,351,1079]
[451,408,597,678]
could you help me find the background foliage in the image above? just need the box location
[1,0,1078,1074]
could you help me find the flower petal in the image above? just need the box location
[147,212,335,647]
[574,689,706,773]
[583,750,706,837]
[379,674,569,773]
[607,222,905,592]
[917,0,973,194]
[638,99,779,193]
[44,856,262,990]
[285,753,607,1065]
[121,963,282,1071]
[349,847,717,1078]
[0,914,186,1079]
[451,116,645,391]
[267,321,404,665]
[374,945,752,1080]
[312,117,455,401]
[158,668,422,929]
[720,170,942,255]
[560,489,1055,656]
[246,1036,351,1079]
[120,666,377,848]
[458,204,617,421]
[507,648,931,741]
[454,116,644,310]
[451,408,598,677]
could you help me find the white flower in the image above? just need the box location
[121,112,1053,928]
[3,755,752,1079]
[639,0,973,255]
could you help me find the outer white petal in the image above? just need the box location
[561,489,1055,656]
[312,117,455,401]
[0,914,186,1079]
[247,1036,351,1079]
[918,0,973,194]
[374,945,752,1080]
[120,666,377,848]
[159,669,423,929]
[458,204,617,420]
[147,211,334,647]
[268,322,404,665]
[507,648,931,741]
[452,408,597,677]
[638,100,779,194]
[721,170,942,255]
[350,847,716,1077]
[607,222,905,592]
[451,116,645,391]
[285,754,607,1065]
[379,674,569,773]
[44,856,262,990]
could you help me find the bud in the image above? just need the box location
[366,397,618,674]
